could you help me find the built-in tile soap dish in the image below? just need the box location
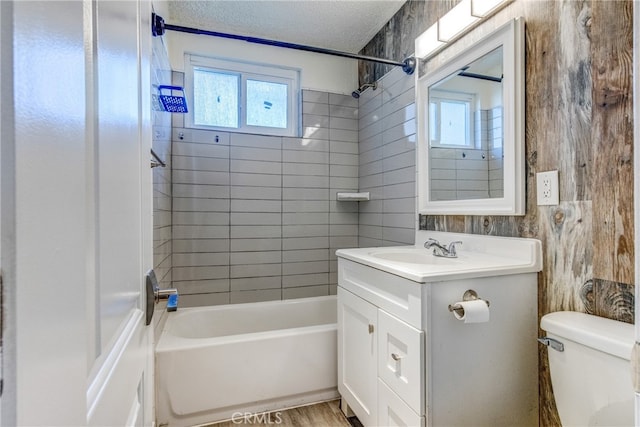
[336,192,370,201]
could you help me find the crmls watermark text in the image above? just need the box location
[231,411,283,424]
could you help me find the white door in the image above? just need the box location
[1,1,154,426]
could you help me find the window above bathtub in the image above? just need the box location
[184,54,301,137]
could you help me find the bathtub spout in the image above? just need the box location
[154,287,179,312]
[155,287,178,301]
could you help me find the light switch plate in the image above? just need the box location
[536,170,559,206]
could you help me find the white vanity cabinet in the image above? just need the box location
[336,230,543,427]
[338,259,427,426]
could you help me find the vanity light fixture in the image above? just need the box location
[471,0,512,17]
[415,0,513,59]
[438,0,481,42]
[415,25,444,59]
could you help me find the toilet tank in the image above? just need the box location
[540,311,634,427]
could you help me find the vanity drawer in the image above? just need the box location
[377,309,424,415]
[378,379,425,427]
[338,258,423,328]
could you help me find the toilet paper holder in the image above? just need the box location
[448,289,490,316]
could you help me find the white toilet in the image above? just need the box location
[540,311,634,426]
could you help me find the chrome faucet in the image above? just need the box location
[424,238,462,258]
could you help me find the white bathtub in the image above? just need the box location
[155,295,338,426]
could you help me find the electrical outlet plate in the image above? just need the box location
[536,170,559,206]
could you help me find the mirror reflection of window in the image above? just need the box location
[429,90,474,148]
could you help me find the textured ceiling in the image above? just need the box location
[166,0,406,53]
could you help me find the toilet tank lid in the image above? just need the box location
[541,311,634,360]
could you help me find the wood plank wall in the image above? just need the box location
[358,1,634,425]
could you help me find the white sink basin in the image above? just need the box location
[368,248,459,265]
[335,231,543,282]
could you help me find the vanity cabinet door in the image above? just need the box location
[338,287,378,427]
[378,310,425,415]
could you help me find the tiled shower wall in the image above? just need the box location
[170,89,359,306]
[151,33,172,291]
[358,66,417,247]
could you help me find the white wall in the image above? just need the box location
[167,32,359,95]
[152,0,169,19]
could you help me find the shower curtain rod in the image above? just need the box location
[458,71,503,83]
[152,13,416,75]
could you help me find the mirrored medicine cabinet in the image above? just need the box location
[417,17,525,215]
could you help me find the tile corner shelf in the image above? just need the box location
[336,192,370,201]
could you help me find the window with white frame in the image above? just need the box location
[185,54,300,137]
[429,90,474,148]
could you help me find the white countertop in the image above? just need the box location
[336,230,543,283]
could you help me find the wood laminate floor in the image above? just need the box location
[210,399,361,427]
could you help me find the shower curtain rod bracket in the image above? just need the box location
[152,12,165,37]
[402,57,416,75]
[151,13,415,75]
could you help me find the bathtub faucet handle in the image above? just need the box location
[166,293,178,312]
